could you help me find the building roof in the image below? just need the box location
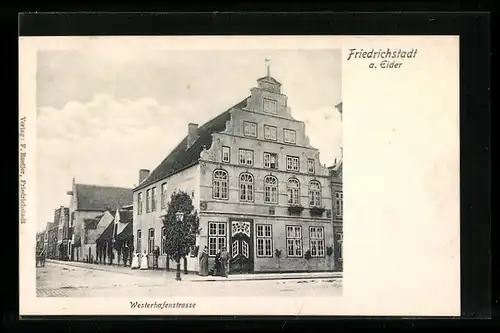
[96,220,115,244]
[134,97,249,191]
[257,76,282,85]
[117,209,133,223]
[115,222,133,241]
[329,160,343,179]
[75,184,133,211]
[94,210,115,227]
[45,222,54,231]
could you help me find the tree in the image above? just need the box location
[162,191,200,280]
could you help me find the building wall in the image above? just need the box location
[55,207,70,260]
[131,75,338,274]
[83,243,97,263]
[133,164,200,271]
[73,211,105,261]
[47,227,58,259]
[331,172,343,271]
[194,89,334,273]
[198,213,334,273]
[83,211,115,263]
[199,108,332,215]
[89,211,114,244]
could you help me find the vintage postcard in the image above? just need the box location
[19,35,460,316]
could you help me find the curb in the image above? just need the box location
[46,260,343,282]
[45,260,200,280]
[191,274,343,282]
[46,260,143,276]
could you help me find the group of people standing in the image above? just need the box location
[198,245,229,277]
[127,245,230,277]
[130,249,154,270]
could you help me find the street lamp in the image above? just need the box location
[174,211,185,281]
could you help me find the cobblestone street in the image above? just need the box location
[36,261,342,298]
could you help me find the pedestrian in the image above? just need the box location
[131,251,140,269]
[212,251,221,276]
[220,246,229,277]
[198,246,209,276]
[140,250,149,270]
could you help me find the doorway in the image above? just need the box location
[229,220,254,274]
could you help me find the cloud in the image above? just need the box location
[36,95,189,231]
[292,105,343,166]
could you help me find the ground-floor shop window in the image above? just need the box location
[286,225,303,257]
[256,224,273,257]
[208,222,226,256]
[309,226,325,257]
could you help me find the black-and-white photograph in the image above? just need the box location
[34,46,344,298]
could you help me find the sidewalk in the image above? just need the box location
[45,259,200,281]
[194,271,343,282]
[46,259,343,282]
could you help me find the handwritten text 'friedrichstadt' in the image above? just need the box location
[130,301,197,310]
[347,48,419,69]
[19,117,27,225]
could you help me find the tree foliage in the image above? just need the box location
[162,191,200,263]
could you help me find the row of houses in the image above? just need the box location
[39,187,135,264]
[39,66,343,274]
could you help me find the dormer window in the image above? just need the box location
[263,98,277,114]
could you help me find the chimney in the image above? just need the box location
[187,123,199,150]
[139,169,150,184]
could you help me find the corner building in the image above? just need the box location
[134,70,334,274]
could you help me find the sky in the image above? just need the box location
[36,48,342,232]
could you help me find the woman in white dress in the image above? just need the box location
[140,250,149,270]
[131,252,139,269]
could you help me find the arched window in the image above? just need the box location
[161,227,167,255]
[287,178,300,205]
[212,169,229,199]
[239,173,254,202]
[136,229,142,253]
[148,228,155,254]
[264,175,278,204]
[309,181,322,207]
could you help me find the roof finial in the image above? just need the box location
[265,58,271,77]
